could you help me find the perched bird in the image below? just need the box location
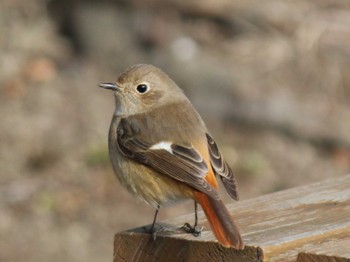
[100,64,244,249]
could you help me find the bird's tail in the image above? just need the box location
[194,192,244,249]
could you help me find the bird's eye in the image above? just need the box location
[136,84,149,94]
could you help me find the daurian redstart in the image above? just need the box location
[100,64,244,249]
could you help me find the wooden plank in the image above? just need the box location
[114,229,262,262]
[298,252,350,262]
[114,175,350,261]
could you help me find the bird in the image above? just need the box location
[99,64,244,249]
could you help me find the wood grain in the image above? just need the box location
[114,174,350,261]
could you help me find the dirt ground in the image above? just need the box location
[1,0,350,261]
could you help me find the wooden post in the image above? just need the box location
[114,175,350,261]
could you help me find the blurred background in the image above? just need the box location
[1,0,350,261]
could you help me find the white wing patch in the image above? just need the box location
[150,142,173,154]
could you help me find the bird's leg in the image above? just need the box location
[194,200,199,228]
[149,205,161,240]
[181,201,203,237]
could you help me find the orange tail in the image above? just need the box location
[195,192,244,249]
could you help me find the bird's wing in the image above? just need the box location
[206,133,239,200]
[117,135,220,200]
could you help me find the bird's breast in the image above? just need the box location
[108,116,193,207]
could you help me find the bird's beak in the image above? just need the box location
[99,82,119,91]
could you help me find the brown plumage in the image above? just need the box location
[100,64,244,249]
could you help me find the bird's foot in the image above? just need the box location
[144,224,164,241]
[181,222,203,237]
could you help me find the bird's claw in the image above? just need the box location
[181,222,203,237]
[144,224,164,241]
